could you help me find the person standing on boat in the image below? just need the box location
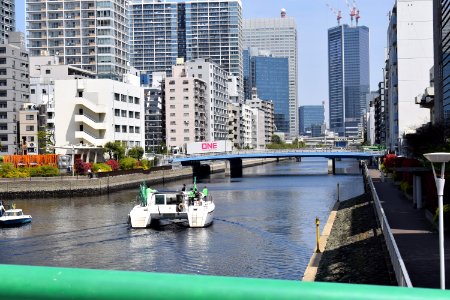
[181,184,186,192]
[188,188,195,205]
[202,186,208,197]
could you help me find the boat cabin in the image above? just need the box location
[3,209,24,217]
[150,193,185,206]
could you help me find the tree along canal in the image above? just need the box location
[0,158,364,280]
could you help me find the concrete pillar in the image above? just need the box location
[86,150,90,163]
[328,158,336,174]
[414,175,423,209]
[224,160,230,177]
[229,158,243,178]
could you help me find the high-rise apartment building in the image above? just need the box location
[433,0,450,124]
[0,32,30,154]
[386,0,433,153]
[243,10,298,137]
[129,0,243,98]
[328,24,370,138]
[26,0,129,78]
[1,0,15,44]
[298,105,325,136]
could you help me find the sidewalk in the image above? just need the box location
[369,169,450,289]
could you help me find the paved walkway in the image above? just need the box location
[369,169,450,289]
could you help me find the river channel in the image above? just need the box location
[0,158,364,280]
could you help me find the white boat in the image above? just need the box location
[0,202,32,227]
[128,183,214,228]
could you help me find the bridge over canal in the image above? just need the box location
[172,150,384,177]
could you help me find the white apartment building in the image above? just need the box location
[186,58,229,141]
[228,102,252,149]
[30,56,96,139]
[250,108,265,149]
[0,32,30,154]
[243,10,298,137]
[165,65,207,151]
[19,103,39,155]
[247,95,275,147]
[386,0,434,153]
[1,0,15,44]
[26,0,129,78]
[54,79,144,155]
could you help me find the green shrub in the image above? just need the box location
[92,163,112,173]
[400,181,412,195]
[120,157,137,170]
[433,204,450,229]
[29,165,59,177]
[141,159,154,170]
[0,163,29,178]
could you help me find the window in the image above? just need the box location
[170,129,176,133]
[26,115,34,120]
[170,89,175,93]
[0,123,6,130]
[183,88,189,92]
[121,110,126,117]
[0,101,6,108]
[114,109,120,116]
[135,127,140,133]
[121,95,126,102]
[45,69,51,74]
[114,93,120,101]
[183,113,189,117]
[115,125,120,132]
[170,137,176,141]
[135,112,140,119]
[26,125,35,131]
[30,89,35,94]
[170,113,175,117]
[169,96,175,100]
[129,96,133,103]
[183,80,189,84]
[134,97,139,104]
[129,111,133,118]
[129,126,134,133]
[184,129,189,133]
[184,137,190,141]
[183,104,189,108]
[170,105,175,109]
[170,121,176,125]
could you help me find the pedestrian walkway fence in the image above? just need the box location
[3,154,59,168]
[1,264,448,300]
[363,164,413,287]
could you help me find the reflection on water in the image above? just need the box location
[0,158,363,280]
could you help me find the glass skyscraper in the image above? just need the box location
[1,0,15,44]
[129,0,242,91]
[251,55,289,133]
[298,105,325,135]
[328,24,369,137]
[243,12,298,137]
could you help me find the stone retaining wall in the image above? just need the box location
[0,158,282,199]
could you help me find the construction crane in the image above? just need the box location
[326,3,342,25]
[345,0,359,26]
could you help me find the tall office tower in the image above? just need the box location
[328,24,370,138]
[0,32,30,154]
[144,72,166,154]
[386,0,433,153]
[298,105,325,136]
[129,0,243,97]
[26,0,129,79]
[433,0,450,124]
[250,55,289,133]
[243,9,298,138]
[1,0,15,43]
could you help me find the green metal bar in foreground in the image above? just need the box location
[1,264,449,300]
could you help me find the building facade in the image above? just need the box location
[0,32,30,154]
[1,0,15,44]
[253,56,289,133]
[26,0,129,78]
[243,11,298,137]
[54,79,144,151]
[247,93,275,148]
[144,72,166,154]
[433,0,450,124]
[227,102,252,148]
[328,24,370,138]
[298,105,325,136]
[386,0,433,153]
[19,103,39,155]
[164,65,207,151]
[129,0,243,99]
[186,58,229,141]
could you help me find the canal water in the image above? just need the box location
[0,158,364,280]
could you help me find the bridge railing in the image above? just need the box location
[1,264,448,299]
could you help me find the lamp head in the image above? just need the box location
[424,152,450,163]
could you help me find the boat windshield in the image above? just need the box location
[5,211,23,216]
[154,193,184,205]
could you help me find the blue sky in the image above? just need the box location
[15,0,395,107]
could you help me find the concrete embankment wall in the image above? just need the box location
[0,158,281,199]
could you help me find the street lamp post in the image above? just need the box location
[72,145,75,177]
[424,152,450,290]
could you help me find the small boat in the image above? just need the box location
[128,182,214,228]
[0,202,32,227]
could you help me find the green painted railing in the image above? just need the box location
[1,264,449,300]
